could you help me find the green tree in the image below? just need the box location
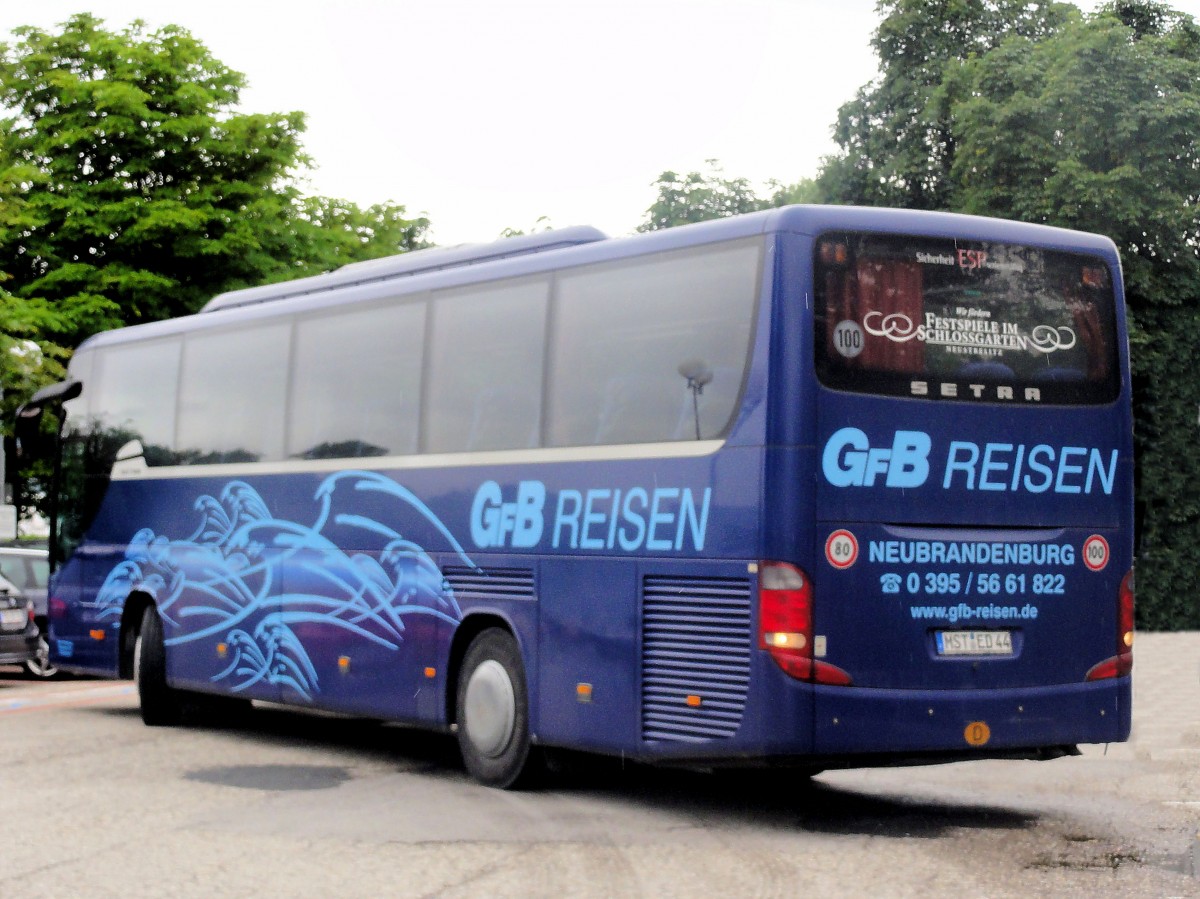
[763,178,821,208]
[640,161,818,231]
[0,14,306,343]
[0,14,430,348]
[944,1,1200,627]
[0,284,64,531]
[0,285,66,415]
[283,196,431,279]
[819,0,1076,209]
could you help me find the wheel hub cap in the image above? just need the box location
[464,659,516,758]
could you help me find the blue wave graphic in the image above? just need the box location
[98,471,471,700]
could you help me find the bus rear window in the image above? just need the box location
[813,232,1120,404]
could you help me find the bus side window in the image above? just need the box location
[91,338,180,466]
[177,323,289,464]
[424,278,548,454]
[548,240,759,447]
[289,300,426,459]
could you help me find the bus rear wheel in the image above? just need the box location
[456,628,535,788]
[136,605,183,726]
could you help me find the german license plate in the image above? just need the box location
[936,629,1013,656]
[0,608,25,631]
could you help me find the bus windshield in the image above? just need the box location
[814,232,1120,405]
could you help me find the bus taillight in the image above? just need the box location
[1086,569,1134,681]
[1119,569,1135,655]
[758,561,852,686]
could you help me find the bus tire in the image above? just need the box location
[136,605,183,727]
[456,628,535,789]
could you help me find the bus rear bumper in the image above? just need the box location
[811,677,1131,757]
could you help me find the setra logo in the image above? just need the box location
[822,427,932,488]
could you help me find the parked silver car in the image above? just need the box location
[0,546,53,677]
[0,570,38,670]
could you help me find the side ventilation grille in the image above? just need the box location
[442,566,535,601]
[641,574,752,743]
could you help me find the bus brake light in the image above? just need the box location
[758,561,851,686]
[1086,569,1134,681]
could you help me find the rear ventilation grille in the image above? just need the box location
[641,575,752,744]
[442,566,535,601]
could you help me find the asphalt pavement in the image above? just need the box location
[1083,630,1200,764]
[1,630,1198,897]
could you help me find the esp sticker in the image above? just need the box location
[825,529,859,570]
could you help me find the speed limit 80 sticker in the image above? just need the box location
[825,529,859,570]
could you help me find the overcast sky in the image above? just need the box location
[1,1,1196,246]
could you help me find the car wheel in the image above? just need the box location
[456,628,536,788]
[23,631,58,679]
[136,605,183,726]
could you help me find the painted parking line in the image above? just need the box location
[0,682,135,714]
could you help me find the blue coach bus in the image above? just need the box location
[18,206,1133,787]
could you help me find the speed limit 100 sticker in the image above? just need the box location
[825,529,859,569]
[1083,535,1110,572]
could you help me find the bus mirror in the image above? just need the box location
[14,403,46,460]
[14,379,82,460]
[29,378,82,406]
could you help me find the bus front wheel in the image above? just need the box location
[456,628,535,788]
[136,605,183,726]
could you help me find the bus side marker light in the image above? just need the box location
[217,642,228,659]
[964,721,991,746]
[686,695,702,708]
[425,667,437,679]
[576,683,593,703]
[338,656,351,673]
[89,629,105,641]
